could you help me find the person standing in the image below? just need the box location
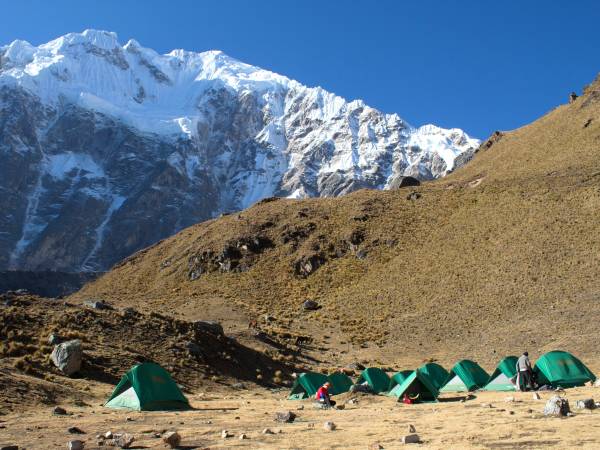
[516,351,533,391]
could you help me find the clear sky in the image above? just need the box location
[1,0,599,138]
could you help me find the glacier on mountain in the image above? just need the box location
[0,30,479,271]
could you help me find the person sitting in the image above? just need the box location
[315,381,336,408]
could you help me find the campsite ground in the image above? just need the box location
[3,383,600,449]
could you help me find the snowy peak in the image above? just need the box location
[0,30,479,272]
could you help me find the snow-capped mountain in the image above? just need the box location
[0,30,478,272]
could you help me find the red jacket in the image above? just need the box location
[316,386,329,400]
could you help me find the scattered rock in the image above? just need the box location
[83,299,112,310]
[595,379,600,387]
[348,398,358,405]
[346,362,365,371]
[162,431,181,448]
[239,433,248,440]
[323,421,336,431]
[504,396,516,403]
[48,333,63,345]
[221,430,232,439]
[355,249,368,260]
[406,192,421,201]
[533,392,541,400]
[544,396,571,417]
[576,398,595,410]
[297,405,304,410]
[274,410,296,423]
[53,406,68,415]
[335,404,345,410]
[67,441,84,450]
[51,340,82,376]
[103,431,113,439]
[569,92,578,103]
[402,434,420,444]
[231,383,246,389]
[0,446,18,450]
[370,444,384,450]
[262,428,274,435]
[302,300,319,311]
[408,424,416,433]
[68,426,85,434]
[480,403,493,408]
[125,417,133,422]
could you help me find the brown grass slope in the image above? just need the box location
[74,76,600,373]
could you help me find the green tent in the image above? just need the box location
[482,356,518,391]
[418,363,449,391]
[105,363,190,411]
[388,369,439,403]
[327,372,354,395]
[389,370,414,390]
[533,350,596,388]
[440,359,489,392]
[288,372,328,400]
[356,367,391,393]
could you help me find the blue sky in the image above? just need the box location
[1,0,599,138]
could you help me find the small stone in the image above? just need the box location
[221,430,232,439]
[262,428,274,435]
[504,396,516,403]
[239,433,248,440]
[162,431,181,448]
[408,424,416,433]
[48,333,62,345]
[302,300,319,311]
[348,398,358,405]
[274,410,296,423]
[104,431,113,439]
[533,392,541,400]
[402,434,420,444]
[83,299,112,310]
[67,441,84,450]
[594,379,600,387]
[323,421,336,431]
[544,395,571,417]
[68,426,85,434]
[370,444,384,450]
[334,404,345,410]
[480,403,493,408]
[576,398,595,410]
[113,433,135,448]
[53,406,67,415]
[125,417,133,422]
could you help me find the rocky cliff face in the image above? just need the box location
[0,30,478,271]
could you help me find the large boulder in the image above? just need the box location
[50,340,82,376]
[388,176,420,189]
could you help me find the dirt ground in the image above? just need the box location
[3,383,600,449]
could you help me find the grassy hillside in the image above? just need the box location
[74,76,600,372]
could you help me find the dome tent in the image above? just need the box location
[288,371,354,400]
[388,369,439,403]
[440,359,489,392]
[533,350,596,388]
[482,356,518,391]
[356,367,392,393]
[389,370,414,390]
[105,363,190,411]
[418,362,449,391]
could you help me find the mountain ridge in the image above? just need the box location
[0,29,478,272]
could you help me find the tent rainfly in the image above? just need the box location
[288,372,329,400]
[356,367,391,393]
[418,363,449,391]
[533,351,597,388]
[389,370,414,390]
[482,356,518,391]
[440,359,489,393]
[105,363,190,411]
[327,372,354,395]
[388,369,439,402]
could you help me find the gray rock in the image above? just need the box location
[48,333,63,345]
[302,300,319,311]
[356,249,368,260]
[67,441,84,450]
[576,398,595,410]
[544,395,571,417]
[406,192,421,201]
[83,299,112,310]
[401,434,420,444]
[51,340,82,376]
[239,433,248,440]
[323,421,336,431]
[185,341,202,356]
[274,410,296,423]
[67,426,85,434]
[162,431,181,448]
[221,429,232,438]
[53,406,67,415]
[346,362,365,371]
